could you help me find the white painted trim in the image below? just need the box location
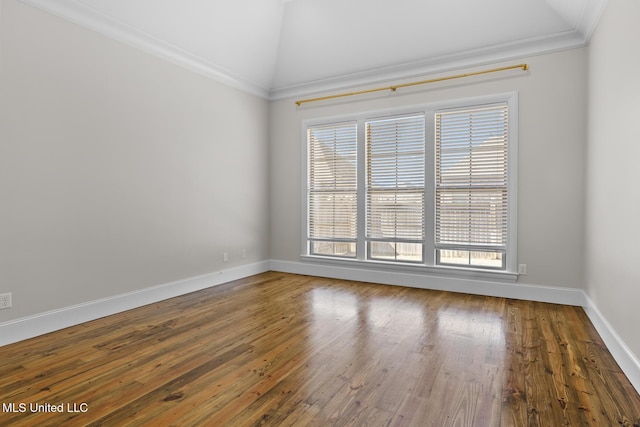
[2,258,637,396]
[270,259,584,306]
[0,261,270,347]
[17,0,607,102]
[269,31,586,100]
[18,0,270,99]
[270,259,639,394]
[300,93,520,277]
[299,255,519,284]
[582,294,640,394]
[578,0,609,44]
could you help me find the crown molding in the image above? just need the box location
[269,0,608,100]
[19,0,271,99]
[268,29,587,101]
[577,0,609,43]
[18,0,607,102]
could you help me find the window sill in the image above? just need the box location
[300,255,518,284]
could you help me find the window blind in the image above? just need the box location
[308,122,358,257]
[435,103,508,267]
[366,114,425,262]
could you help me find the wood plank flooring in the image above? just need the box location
[1,272,639,426]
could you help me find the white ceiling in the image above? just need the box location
[19,0,608,99]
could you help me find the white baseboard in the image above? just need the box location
[0,261,270,347]
[270,259,585,306]
[270,259,639,395]
[582,295,640,394]
[2,258,638,396]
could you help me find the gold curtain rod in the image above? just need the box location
[295,63,529,106]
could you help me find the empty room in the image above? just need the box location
[1,0,639,425]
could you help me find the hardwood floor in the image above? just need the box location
[1,271,639,426]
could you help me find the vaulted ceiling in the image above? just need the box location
[20,0,608,99]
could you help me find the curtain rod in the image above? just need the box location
[295,63,529,106]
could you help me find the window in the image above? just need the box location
[435,104,509,269]
[307,122,357,257]
[304,94,517,273]
[366,114,425,262]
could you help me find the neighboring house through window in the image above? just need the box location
[303,93,517,276]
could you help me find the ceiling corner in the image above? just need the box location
[577,0,609,43]
[17,0,272,99]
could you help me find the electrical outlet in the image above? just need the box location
[518,264,527,275]
[0,293,12,310]
[223,252,229,263]
[241,249,247,259]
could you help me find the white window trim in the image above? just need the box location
[301,92,518,281]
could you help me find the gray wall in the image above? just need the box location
[0,0,270,321]
[270,49,588,289]
[3,0,637,370]
[586,0,640,360]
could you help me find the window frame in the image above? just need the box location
[434,102,511,271]
[306,121,359,258]
[301,92,518,280]
[366,113,427,264]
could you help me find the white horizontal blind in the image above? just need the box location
[366,114,425,262]
[435,104,508,264]
[308,122,358,257]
